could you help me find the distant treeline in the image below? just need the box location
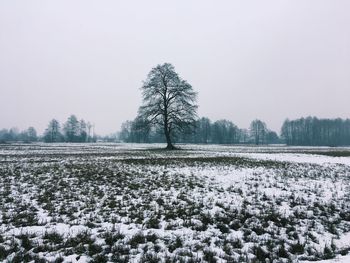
[119,116,350,146]
[119,117,280,145]
[281,117,350,146]
[1,116,350,146]
[0,127,38,143]
[0,115,96,143]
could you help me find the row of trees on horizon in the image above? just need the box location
[281,117,350,146]
[1,116,350,146]
[119,117,280,145]
[119,116,350,146]
[0,115,96,143]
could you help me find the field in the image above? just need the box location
[0,143,350,263]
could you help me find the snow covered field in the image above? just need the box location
[0,143,350,262]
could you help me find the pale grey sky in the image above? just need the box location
[1,1,349,135]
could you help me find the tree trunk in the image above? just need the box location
[163,94,175,150]
[164,127,175,150]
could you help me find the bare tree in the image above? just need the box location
[250,119,267,145]
[79,119,87,142]
[26,127,37,142]
[63,115,80,142]
[138,63,197,149]
[44,119,63,142]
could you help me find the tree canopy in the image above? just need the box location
[138,63,198,149]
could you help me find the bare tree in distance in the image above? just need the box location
[250,119,267,145]
[138,63,198,149]
[63,115,80,142]
[44,119,63,142]
[26,127,38,142]
[87,122,93,142]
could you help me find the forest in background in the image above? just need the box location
[118,117,350,146]
[0,115,96,144]
[1,116,350,146]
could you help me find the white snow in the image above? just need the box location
[1,143,350,262]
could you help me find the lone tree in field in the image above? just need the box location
[138,63,197,149]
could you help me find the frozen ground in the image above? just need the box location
[0,143,350,262]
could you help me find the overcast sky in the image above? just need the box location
[1,1,349,135]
